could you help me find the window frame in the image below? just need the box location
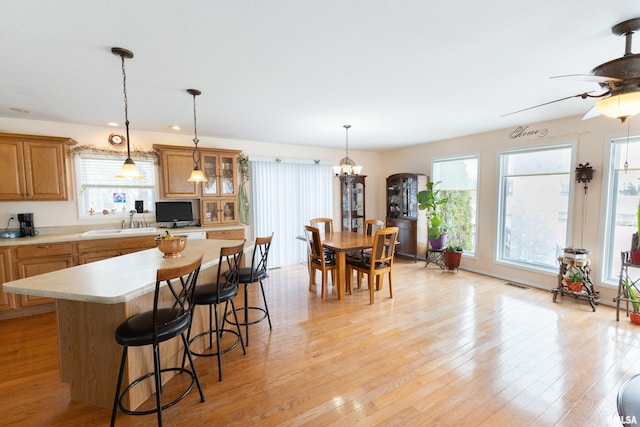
[74,154,157,221]
[431,153,480,256]
[495,141,577,273]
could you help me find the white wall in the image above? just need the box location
[381,113,632,304]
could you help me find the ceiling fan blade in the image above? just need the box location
[581,106,601,120]
[500,92,593,117]
[550,74,622,84]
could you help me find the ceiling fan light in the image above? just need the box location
[595,91,640,119]
[188,167,208,182]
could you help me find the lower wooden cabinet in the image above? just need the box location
[0,248,15,312]
[207,228,245,240]
[77,235,156,264]
[14,242,74,307]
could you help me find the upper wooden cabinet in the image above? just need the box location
[154,144,241,200]
[0,133,77,201]
[154,144,241,224]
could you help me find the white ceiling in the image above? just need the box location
[2,0,640,150]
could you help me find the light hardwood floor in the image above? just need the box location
[0,259,637,426]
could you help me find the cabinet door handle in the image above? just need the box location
[37,245,51,249]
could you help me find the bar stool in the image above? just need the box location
[226,233,273,346]
[110,256,205,427]
[186,241,246,381]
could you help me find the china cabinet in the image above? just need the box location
[0,132,76,201]
[386,173,427,260]
[339,175,366,232]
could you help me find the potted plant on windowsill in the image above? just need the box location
[443,244,463,270]
[565,271,584,293]
[417,181,449,250]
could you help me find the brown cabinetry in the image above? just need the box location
[0,133,76,201]
[13,242,74,307]
[0,248,15,312]
[77,235,157,264]
[154,144,241,225]
[386,173,427,260]
[206,228,245,240]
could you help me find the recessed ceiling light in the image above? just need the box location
[10,107,29,114]
[107,122,119,127]
[171,125,181,130]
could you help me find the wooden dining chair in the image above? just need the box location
[310,218,333,234]
[346,227,399,304]
[304,225,337,299]
[349,219,386,287]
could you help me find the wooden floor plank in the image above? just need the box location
[0,259,637,426]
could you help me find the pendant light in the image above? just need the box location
[333,125,362,176]
[112,47,143,179]
[187,88,207,182]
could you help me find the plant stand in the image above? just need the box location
[614,251,640,321]
[424,248,445,270]
[551,256,599,312]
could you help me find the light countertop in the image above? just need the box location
[4,239,249,304]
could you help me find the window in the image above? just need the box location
[76,156,156,219]
[432,155,479,254]
[603,135,640,283]
[497,144,573,271]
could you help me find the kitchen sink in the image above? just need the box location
[80,227,158,237]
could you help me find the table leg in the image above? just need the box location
[336,251,345,300]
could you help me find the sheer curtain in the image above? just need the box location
[251,159,333,267]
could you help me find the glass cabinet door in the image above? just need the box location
[201,197,238,225]
[202,153,218,196]
[220,155,236,196]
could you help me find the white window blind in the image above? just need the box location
[251,159,333,267]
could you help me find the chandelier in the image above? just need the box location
[333,125,362,176]
[186,89,207,182]
[112,47,143,179]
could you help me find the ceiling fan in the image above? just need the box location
[503,17,640,123]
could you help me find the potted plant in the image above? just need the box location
[565,271,584,293]
[622,278,640,324]
[417,181,449,250]
[443,244,463,270]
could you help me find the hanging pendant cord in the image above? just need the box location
[192,92,201,168]
[119,54,132,161]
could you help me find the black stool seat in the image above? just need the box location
[224,234,273,346]
[115,310,191,346]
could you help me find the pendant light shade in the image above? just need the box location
[186,88,208,182]
[333,125,362,176]
[112,47,143,179]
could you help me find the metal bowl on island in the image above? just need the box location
[155,233,187,258]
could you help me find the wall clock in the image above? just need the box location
[108,133,126,147]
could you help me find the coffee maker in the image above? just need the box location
[18,213,35,237]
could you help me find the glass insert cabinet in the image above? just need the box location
[153,144,241,225]
[386,173,427,260]
[340,175,366,232]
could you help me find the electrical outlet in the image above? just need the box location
[9,214,16,221]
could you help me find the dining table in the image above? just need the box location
[314,231,376,300]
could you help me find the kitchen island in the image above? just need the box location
[3,239,248,409]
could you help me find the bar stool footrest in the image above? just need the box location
[188,329,242,357]
[118,367,196,416]
[225,306,269,326]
